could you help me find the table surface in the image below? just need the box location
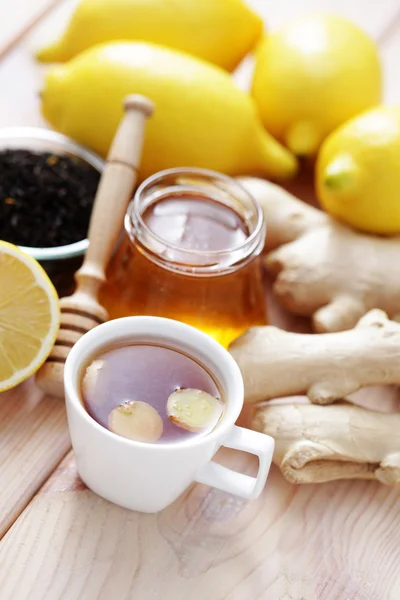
[0,1,400,599]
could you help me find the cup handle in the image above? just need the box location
[195,426,275,499]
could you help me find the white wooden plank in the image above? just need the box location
[0,0,64,57]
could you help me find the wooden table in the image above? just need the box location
[0,2,400,598]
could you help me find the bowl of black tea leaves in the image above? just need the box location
[0,128,103,294]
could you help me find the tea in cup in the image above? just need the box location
[64,316,274,513]
[82,342,225,443]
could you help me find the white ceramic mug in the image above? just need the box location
[64,316,274,513]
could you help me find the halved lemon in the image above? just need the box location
[0,241,60,391]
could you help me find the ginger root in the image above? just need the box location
[238,177,400,332]
[230,309,400,404]
[252,401,400,485]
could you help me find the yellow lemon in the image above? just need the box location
[252,15,382,157]
[41,42,297,182]
[37,0,262,71]
[0,242,60,391]
[317,106,400,235]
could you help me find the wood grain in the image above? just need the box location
[0,380,70,537]
[0,0,65,58]
[0,450,399,600]
[0,0,78,129]
[1,0,400,598]
[0,0,81,537]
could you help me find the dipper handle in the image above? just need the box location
[35,95,153,398]
[74,94,153,297]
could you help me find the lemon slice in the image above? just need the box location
[0,241,60,391]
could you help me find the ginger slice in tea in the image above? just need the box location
[167,388,223,432]
[109,400,163,443]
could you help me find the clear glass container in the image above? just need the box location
[100,168,267,347]
[0,127,104,296]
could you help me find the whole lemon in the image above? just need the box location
[252,15,382,157]
[41,42,297,182]
[317,106,400,235]
[37,0,262,71]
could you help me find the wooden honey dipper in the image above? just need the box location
[36,94,154,398]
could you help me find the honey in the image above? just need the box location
[100,169,267,347]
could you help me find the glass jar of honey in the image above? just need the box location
[100,168,267,347]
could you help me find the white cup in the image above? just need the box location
[64,316,274,513]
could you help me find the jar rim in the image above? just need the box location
[127,167,265,266]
